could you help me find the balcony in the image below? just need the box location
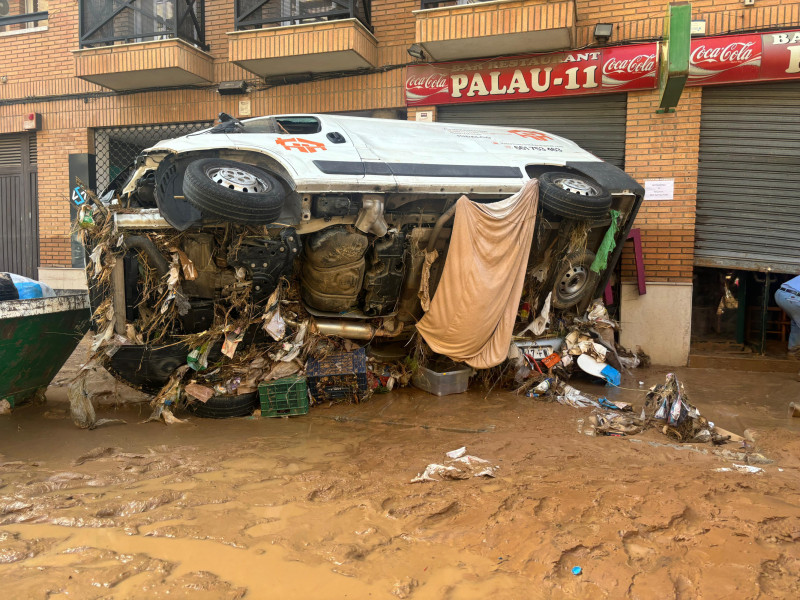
[229,1,377,78]
[73,0,213,91]
[415,0,576,62]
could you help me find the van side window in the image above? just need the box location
[273,117,322,134]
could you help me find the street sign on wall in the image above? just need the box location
[406,28,800,106]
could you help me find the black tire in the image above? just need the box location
[185,391,260,419]
[182,158,287,224]
[551,250,600,310]
[539,172,612,220]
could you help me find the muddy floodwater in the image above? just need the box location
[1,366,799,599]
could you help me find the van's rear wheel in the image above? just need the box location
[551,250,600,310]
[183,158,287,224]
[539,172,612,220]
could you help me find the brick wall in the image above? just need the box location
[619,86,702,284]
[36,128,91,266]
[0,0,798,268]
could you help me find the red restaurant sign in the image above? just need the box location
[406,29,800,106]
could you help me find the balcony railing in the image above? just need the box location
[420,0,492,8]
[235,0,371,31]
[78,0,205,49]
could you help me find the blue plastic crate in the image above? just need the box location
[306,347,367,403]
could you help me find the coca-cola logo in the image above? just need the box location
[406,72,449,93]
[691,41,756,66]
[602,54,656,75]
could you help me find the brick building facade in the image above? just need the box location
[2,0,799,364]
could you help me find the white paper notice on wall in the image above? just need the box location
[644,179,675,200]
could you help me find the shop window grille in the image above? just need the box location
[79,0,206,49]
[235,0,371,31]
[94,121,212,193]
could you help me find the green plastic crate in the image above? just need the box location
[258,376,309,417]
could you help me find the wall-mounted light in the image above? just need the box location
[217,80,248,96]
[407,44,426,61]
[593,23,614,44]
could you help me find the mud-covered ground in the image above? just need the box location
[1,359,799,599]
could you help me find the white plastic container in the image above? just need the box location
[412,364,473,396]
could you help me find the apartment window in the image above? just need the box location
[235,0,371,31]
[79,0,205,49]
[0,0,49,33]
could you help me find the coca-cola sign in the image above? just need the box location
[406,28,800,106]
[686,29,800,86]
[405,44,658,107]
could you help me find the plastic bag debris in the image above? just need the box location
[264,310,286,341]
[187,344,210,372]
[68,371,127,430]
[589,412,643,436]
[0,399,11,415]
[520,291,552,337]
[221,328,244,359]
[263,360,303,381]
[261,288,287,341]
[446,446,466,459]
[556,385,599,409]
[272,321,308,363]
[598,397,632,411]
[169,247,198,281]
[411,448,499,483]
[715,464,764,474]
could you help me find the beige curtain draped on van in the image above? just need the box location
[417,180,538,369]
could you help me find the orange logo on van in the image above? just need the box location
[276,137,327,153]
[509,129,553,141]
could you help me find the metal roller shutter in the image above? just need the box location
[437,94,628,168]
[0,133,38,280]
[696,82,800,273]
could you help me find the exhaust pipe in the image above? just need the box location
[122,235,170,279]
[311,318,403,340]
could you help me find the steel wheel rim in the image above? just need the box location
[552,176,600,197]
[557,265,589,300]
[206,166,269,193]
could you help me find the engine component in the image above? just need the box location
[301,226,369,313]
[181,234,219,300]
[179,299,215,333]
[355,195,388,237]
[312,195,357,217]
[363,230,406,316]
[227,228,300,301]
[132,172,157,208]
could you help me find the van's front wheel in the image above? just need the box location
[182,158,287,224]
[539,172,612,220]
